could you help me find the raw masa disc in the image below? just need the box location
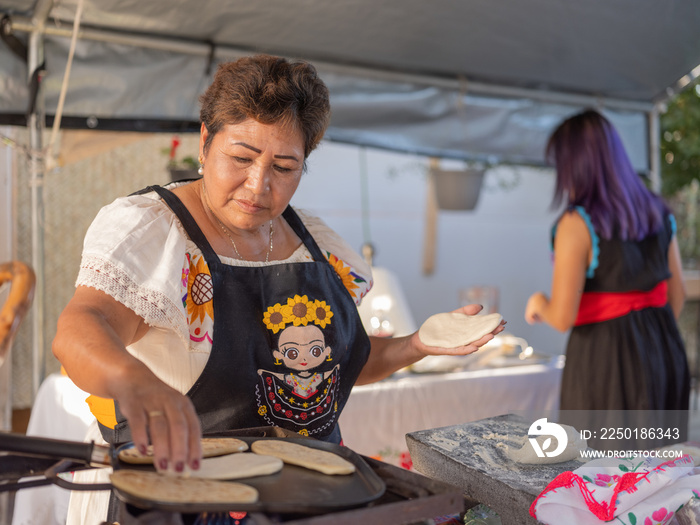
[418,312,503,348]
[193,452,284,480]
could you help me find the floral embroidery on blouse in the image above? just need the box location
[325,251,368,300]
[185,253,214,344]
[187,254,214,322]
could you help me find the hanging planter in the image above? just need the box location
[432,167,486,211]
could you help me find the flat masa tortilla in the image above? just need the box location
[250,439,355,475]
[118,437,248,465]
[110,469,258,504]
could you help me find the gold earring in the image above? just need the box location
[198,155,204,176]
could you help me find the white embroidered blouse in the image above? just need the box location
[75,187,373,396]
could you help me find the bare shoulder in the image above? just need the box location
[170,180,200,205]
[557,210,590,239]
[554,210,592,253]
[170,180,210,224]
[558,208,588,229]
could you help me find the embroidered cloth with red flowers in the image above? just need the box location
[530,454,700,525]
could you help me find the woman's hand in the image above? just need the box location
[53,286,203,473]
[112,365,202,474]
[357,303,506,385]
[525,292,548,324]
[414,303,507,357]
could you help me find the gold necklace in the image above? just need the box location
[202,183,274,262]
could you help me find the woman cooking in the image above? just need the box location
[53,54,505,522]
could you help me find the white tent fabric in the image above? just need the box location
[1,0,700,168]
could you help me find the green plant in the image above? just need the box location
[667,180,700,268]
[162,136,198,170]
[661,79,700,268]
[660,80,700,197]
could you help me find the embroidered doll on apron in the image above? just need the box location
[256,296,341,436]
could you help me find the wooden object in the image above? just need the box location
[684,270,700,301]
[422,159,439,275]
[0,261,36,366]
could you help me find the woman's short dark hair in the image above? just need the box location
[199,54,331,160]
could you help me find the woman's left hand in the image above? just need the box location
[414,303,507,357]
[358,303,506,385]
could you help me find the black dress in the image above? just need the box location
[557,207,690,451]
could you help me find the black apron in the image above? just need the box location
[99,185,371,445]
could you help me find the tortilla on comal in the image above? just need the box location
[251,440,355,475]
[110,469,258,504]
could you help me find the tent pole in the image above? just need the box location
[648,106,661,194]
[27,0,54,399]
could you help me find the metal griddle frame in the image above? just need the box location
[243,456,468,525]
[1,426,467,524]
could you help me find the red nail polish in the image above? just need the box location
[175,462,184,473]
[192,459,200,470]
[159,459,168,471]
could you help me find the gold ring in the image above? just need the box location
[148,410,165,418]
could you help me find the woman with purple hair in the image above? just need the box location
[525,109,689,450]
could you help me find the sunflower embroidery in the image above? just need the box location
[282,295,316,326]
[312,300,333,328]
[263,296,334,332]
[186,255,214,324]
[263,303,287,334]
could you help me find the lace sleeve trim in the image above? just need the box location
[76,254,190,346]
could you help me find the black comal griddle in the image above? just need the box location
[1,426,465,524]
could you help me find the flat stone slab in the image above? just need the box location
[406,414,586,525]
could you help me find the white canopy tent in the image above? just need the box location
[1,0,700,395]
[3,0,700,168]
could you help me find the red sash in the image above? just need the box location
[574,281,668,326]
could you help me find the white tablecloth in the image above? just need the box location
[338,357,564,469]
[12,374,92,525]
